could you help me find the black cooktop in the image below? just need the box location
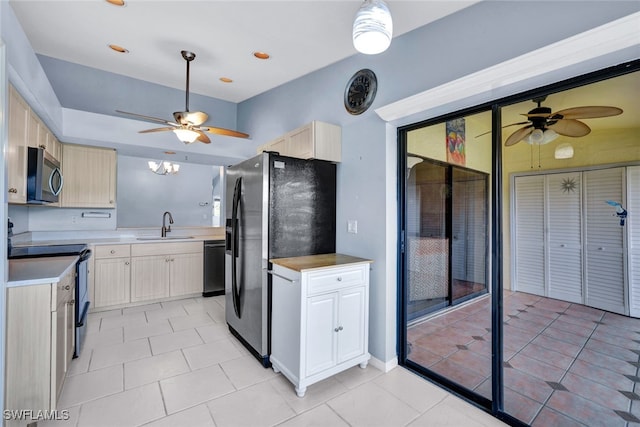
[9,244,90,259]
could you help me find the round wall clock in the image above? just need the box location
[344,69,377,115]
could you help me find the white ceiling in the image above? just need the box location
[9,0,478,103]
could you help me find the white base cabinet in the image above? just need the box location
[270,254,371,397]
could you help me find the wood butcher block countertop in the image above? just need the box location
[270,253,372,272]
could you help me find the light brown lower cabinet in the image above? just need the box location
[4,267,75,418]
[92,242,204,309]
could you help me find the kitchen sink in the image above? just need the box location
[136,236,194,241]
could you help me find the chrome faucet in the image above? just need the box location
[161,211,174,237]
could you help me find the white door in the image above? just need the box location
[513,175,545,296]
[337,287,366,363]
[305,293,338,376]
[546,172,583,303]
[584,167,626,315]
[627,166,640,316]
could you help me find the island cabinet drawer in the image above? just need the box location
[94,244,131,259]
[307,264,367,295]
[131,241,203,257]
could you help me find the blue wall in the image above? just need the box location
[237,1,640,362]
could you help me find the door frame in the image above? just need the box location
[396,59,640,426]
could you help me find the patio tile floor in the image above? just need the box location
[407,291,640,426]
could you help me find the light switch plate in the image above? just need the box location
[347,219,358,234]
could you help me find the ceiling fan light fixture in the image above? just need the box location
[173,128,200,144]
[526,128,558,145]
[555,142,574,159]
[353,0,393,55]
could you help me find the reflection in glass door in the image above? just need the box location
[402,109,493,407]
[406,160,448,319]
[406,159,488,320]
[452,168,488,304]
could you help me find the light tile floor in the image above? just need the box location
[41,295,507,427]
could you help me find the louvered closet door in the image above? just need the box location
[628,166,640,317]
[514,175,545,296]
[584,167,626,315]
[547,173,583,303]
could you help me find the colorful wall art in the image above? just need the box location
[446,118,466,166]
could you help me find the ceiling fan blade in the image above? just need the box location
[138,126,177,134]
[116,110,174,125]
[201,126,250,139]
[505,126,533,146]
[553,106,623,120]
[547,119,591,137]
[195,130,211,144]
[475,121,531,138]
[173,111,209,126]
[521,112,551,119]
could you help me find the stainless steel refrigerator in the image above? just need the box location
[225,152,336,366]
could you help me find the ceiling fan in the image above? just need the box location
[503,96,622,146]
[117,50,249,144]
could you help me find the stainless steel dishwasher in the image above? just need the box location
[203,240,225,297]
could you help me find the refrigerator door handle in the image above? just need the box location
[231,176,242,318]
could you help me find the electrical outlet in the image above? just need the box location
[71,216,77,224]
[347,219,358,234]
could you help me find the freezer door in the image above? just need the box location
[268,155,336,259]
[225,155,268,359]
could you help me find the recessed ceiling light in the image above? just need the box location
[253,51,270,60]
[105,0,125,6]
[219,77,233,83]
[108,44,129,53]
[163,151,176,155]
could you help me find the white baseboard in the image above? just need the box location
[369,355,398,373]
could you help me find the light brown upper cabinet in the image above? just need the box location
[7,85,30,204]
[61,144,117,208]
[257,121,342,162]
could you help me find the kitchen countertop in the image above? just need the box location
[14,235,225,247]
[8,256,78,287]
[270,253,372,272]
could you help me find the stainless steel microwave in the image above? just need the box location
[27,147,63,204]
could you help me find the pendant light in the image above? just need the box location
[352,0,393,55]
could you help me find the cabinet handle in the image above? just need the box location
[334,326,344,332]
[64,285,70,290]
[125,261,130,265]
[166,258,170,262]
[70,299,75,305]
[598,247,605,251]
[336,277,342,282]
[110,250,115,254]
[39,144,46,149]
[110,200,114,204]
[560,244,566,248]
[8,188,17,193]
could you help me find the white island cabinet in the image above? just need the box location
[269,253,372,397]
